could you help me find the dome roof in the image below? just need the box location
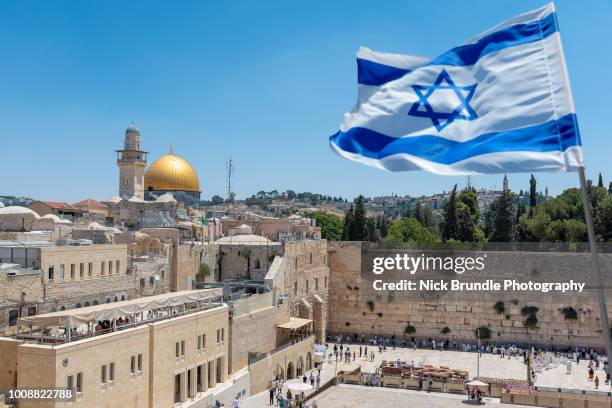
[42,214,62,223]
[144,153,200,192]
[126,123,140,134]
[0,206,40,218]
[155,193,177,203]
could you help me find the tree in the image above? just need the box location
[286,190,296,200]
[595,195,612,241]
[492,190,516,241]
[342,205,354,240]
[529,174,537,210]
[210,195,224,205]
[442,184,459,242]
[306,211,344,241]
[350,195,368,241]
[598,173,604,188]
[414,200,434,229]
[458,205,475,242]
[483,205,496,240]
[458,187,480,223]
[608,182,612,195]
[387,218,434,244]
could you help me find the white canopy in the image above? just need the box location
[18,288,222,327]
[288,382,313,392]
[467,380,489,387]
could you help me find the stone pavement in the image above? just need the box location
[241,343,609,407]
[311,384,536,408]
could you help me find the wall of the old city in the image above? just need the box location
[327,241,612,349]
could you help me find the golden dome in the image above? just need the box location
[144,153,200,192]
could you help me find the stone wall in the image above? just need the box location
[218,244,282,281]
[229,301,289,374]
[327,241,612,349]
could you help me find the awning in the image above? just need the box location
[17,288,223,327]
[277,317,312,330]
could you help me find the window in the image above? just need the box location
[70,264,75,279]
[202,334,206,349]
[140,278,145,287]
[310,253,313,264]
[100,365,107,384]
[197,335,201,350]
[131,356,136,374]
[181,340,185,356]
[175,342,180,358]
[88,262,93,277]
[221,328,224,342]
[315,278,319,290]
[306,280,309,292]
[137,354,142,372]
[294,282,298,295]
[108,260,113,275]
[79,263,84,278]
[161,270,165,279]
[109,363,115,382]
[116,260,120,274]
[325,276,328,288]
[67,375,73,391]
[27,306,36,316]
[216,329,220,343]
[101,261,105,275]
[8,310,18,326]
[60,264,65,280]
[76,373,83,393]
[48,266,54,281]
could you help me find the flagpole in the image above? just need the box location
[578,166,612,374]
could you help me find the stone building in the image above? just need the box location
[0,241,134,334]
[27,201,82,221]
[144,150,201,208]
[0,289,228,408]
[116,123,148,200]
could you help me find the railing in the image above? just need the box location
[248,334,315,366]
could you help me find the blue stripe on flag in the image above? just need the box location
[357,12,558,86]
[330,113,581,165]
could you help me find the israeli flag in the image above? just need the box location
[330,3,583,175]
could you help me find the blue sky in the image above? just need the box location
[1,0,610,202]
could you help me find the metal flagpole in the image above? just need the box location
[578,166,612,375]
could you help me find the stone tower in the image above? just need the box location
[503,174,509,192]
[116,123,148,199]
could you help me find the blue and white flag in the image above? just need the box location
[330,3,583,175]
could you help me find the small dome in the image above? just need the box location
[155,193,177,203]
[216,234,271,244]
[0,206,40,218]
[126,123,140,134]
[128,196,145,203]
[42,214,62,223]
[144,153,200,192]
[108,196,123,203]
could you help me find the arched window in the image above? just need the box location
[84,301,90,307]
[106,298,111,304]
[75,303,82,308]
[121,295,126,301]
[93,300,99,305]
[254,259,261,270]
[60,306,66,311]
[113,296,119,302]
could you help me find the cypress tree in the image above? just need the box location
[350,195,368,241]
[342,205,354,240]
[442,184,459,242]
[529,175,537,209]
[598,173,604,188]
[492,190,516,242]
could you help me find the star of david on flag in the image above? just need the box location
[408,69,478,132]
[329,3,583,175]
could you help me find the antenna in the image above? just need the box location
[226,156,234,206]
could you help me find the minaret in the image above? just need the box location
[545,186,549,200]
[503,174,509,192]
[116,123,148,199]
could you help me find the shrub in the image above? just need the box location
[525,315,538,329]
[366,301,375,312]
[494,301,505,314]
[475,326,491,340]
[561,307,578,320]
[404,324,416,334]
[521,306,540,316]
[441,326,451,334]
